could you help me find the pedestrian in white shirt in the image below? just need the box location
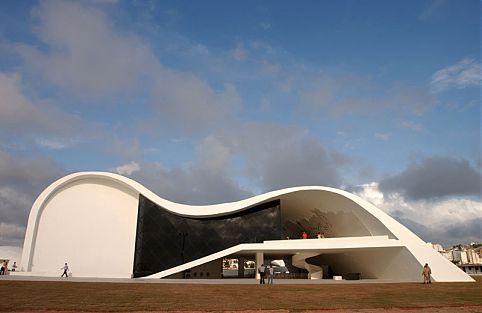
[61,263,69,277]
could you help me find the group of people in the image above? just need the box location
[0,260,8,275]
[0,260,17,275]
[258,264,274,284]
[299,231,325,239]
[1,260,70,277]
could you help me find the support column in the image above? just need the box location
[238,256,245,278]
[255,252,264,280]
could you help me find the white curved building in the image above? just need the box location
[19,172,473,282]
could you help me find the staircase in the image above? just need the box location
[292,253,323,279]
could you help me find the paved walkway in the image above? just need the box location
[0,275,401,284]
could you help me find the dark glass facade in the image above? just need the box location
[133,195,282,278]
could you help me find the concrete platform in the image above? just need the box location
[0,275,400,284]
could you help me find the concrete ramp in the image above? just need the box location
[145,236,405,279]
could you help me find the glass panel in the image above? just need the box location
[133,195,281,278]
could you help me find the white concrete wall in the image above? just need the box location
[29,178,138,278]
[20,171,473,281]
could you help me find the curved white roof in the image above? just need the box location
[20,171,473,282]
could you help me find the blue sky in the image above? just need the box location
[0,0,480,247]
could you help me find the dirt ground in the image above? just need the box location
[11,308,482,313]
[2,276,481,312]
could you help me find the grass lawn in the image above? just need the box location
[1,276,481,312]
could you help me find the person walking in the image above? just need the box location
[61,262,69,277]
[422,263,431,284]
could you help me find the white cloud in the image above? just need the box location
[401,121,423,132]
[419,0,448,21]
[197,136,232,176]
[375,132,390,141]
[0,149,64,229]
[114,161,141,176]
[354,182,482,245]
[0,222,25,243]
[431,58,481,93]
[130,160,252,205]
[14,1,240,133]
[259,96,272,112]
[151,72,241,132]
[126,121,352,204]
[209,122,352,191]
[353,182,385,208]
[34,137,75,150]
[15,0,157,98]
[232,43,247,61]
[261,61,281,77]
[259,22,272,31]
[0,72,80,136]
[0,245,23,263]
[299,75,437,116]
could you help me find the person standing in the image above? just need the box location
[0,260,7,275]
[422,263,431,284]
[264,264,270,284]
[61,262,69,278]
[302,231,308,239]
[258,264,266,284]
[268,264,274,284]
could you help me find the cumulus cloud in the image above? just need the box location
[375,133,390,141]
[0,72,80,137]
[14,0,240,133]
[379,157,481,200]
[401,120,424,132]
[0,149,65,245]
[150,73,241,132]
[129,162,252,206]
[431,58,481,93]
[110,132,250,205]
[0,245,23,263]
[259,22,272,31]
[299,75,436,116]
[15,0,156,98]
[207,122,352,191]
[354,182,482,245]
[121,121,351,204]
[114,161,140,176]
[418,0,448,22]
[232,43,247,61]
[0,223,26,246]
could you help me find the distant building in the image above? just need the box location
[458,264,482,275]
[440,251,453,262]
[433,243,482,267]
[467,249,481,264]
[453,249,469,264]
